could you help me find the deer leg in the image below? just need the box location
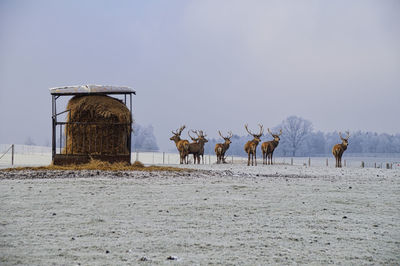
[248,153,250,166]
[254,152,257,166]
[271,152,273,165]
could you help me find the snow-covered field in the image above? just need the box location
[0,164,399,265]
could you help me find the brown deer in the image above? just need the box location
[170,125,190,164]
[244,124,264,166]
[261,128,282,165]
[188,130,208,164]
[197,130,208,164]
[332,131,350,168]
[215,131,232,164]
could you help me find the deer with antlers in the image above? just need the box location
[170,125,190,164]
[215,131,233,164]
[332,131,350,168]
[244,124,264,166]
[261,128,282,165]
[188,130,208,164]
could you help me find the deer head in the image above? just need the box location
[193,130,208,143]
[268,128,282,142]
[170,125,186,142]
[339,131,350,147]
[218,130,233,145]
[245,124,264,142]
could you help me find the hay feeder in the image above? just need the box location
[50,85,136,165]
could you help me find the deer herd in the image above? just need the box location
[170,125,350,168]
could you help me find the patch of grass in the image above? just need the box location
[1,159,190,172]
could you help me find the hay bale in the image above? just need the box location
[64,95,132,155]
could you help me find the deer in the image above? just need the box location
[197,130,208,164]
[215,131,233,164]
[332,131,350,168]
[244,124,264,166]
[188,130,208,164]
[261,128,282,165]
[169,125,190,164]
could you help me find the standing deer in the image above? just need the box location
[261,128,282,165]
[187,130,208,164]
[332,131,350,168]
[215,131,232,164]
[170,125,190,164]
[197,130,208,164]
[244,124,264,166]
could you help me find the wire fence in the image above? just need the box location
[1,144,399,169]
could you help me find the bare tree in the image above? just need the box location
[280,116,312,157]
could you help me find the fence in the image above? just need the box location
[1,144,399,169]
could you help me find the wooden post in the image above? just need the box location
[326,158,328,167]
[308,157,311,167]
[386,163,390,169]
[361,161,364,168]
[209,154,211,164]
[291,158,293,165]
[163,152,165,164]
[374,162,376,168]
[11,144,14,166]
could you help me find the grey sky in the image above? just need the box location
[0,0,399,151]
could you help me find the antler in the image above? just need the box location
[188,130,197,141]
[258,124,264,136]
[345,130,350,140]
[178,125,186,135]
[339,131,350,140]
[198,130,206,137]
[245,124,253,135]
[228,131,233,138]
[218,130,224,139]
[268,128,283,136]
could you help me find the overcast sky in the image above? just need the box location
[0,0,399,151]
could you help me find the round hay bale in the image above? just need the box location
[65,95,132,155]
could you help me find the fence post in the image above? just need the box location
[163,152,165,164]
[308,157,311,167]
[11,144,14,166]
[374,162,376,168]
[326,158,328,167]
[291,158,293,165]
[361,161,364,168]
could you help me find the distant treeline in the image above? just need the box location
[130,116,400,157]
[204,130,400,157]
[203,116,400,157]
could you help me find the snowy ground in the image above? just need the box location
[0,164,399,265]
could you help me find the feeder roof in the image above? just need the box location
[49,85,136,95]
